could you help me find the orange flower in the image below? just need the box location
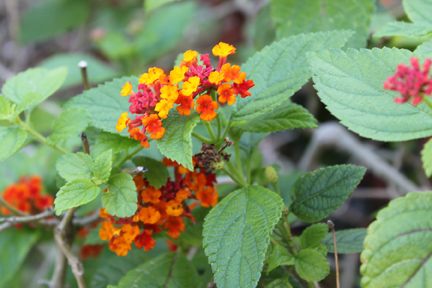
[177,164,189,174]
[212,42,236,57]
[184,171,207,192]
[116,112,129,132]
[182,50,199,64]
[169,66,189,84]
[209,71,224,85]
[221,63,246,84]
[121,82,133,97]
[196,94,219,121]
[134,230,156,251]
[109,236,131,256]
[139,206,161,224]
[99,208,110,219]
[196,186,218,208]
[181,76,200,96]
[142,114,165,139]
[162,157,179,167]
[155,99,174,119]
[233,79,255,98]
[166,200,184,216]
[129,127,150,148]
[163,216,185,239]
[99,221,121,241]
[217,83,236,105]
[175,94,195,116]
[176,189,189,202]
[141,186,161,204]
[121,224,140,243]
[133,174,145,191]
[139,67,166,85]
[35,196,53,210]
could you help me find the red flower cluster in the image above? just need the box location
[1,176,53,215]
[116,42,255,148]
[99,157,218,256]
[384,57,432,105]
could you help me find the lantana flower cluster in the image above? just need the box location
[116,42,255,147]
[1,176,53,215]
[98,157,218,256]
[384,57,432,105]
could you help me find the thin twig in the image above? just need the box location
[73,208,101,227]
[81,133,90,154]
[0,222,13,232]
[79,61,90,90]
[0,207,55,224]
[328,220,339,288]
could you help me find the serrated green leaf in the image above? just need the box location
[0,95,12,119]
[117,253,200,288]
[203,185,283,288]
[0,229,40,286]
[233,30,353,121]
[47,107,90,144]
[132,156,168,189]
[20,0,90,44]
[93,150,112,184]
[361,191,432,288]
[102,174,137,217]
[91,131,140,158]
[295,249,330,282]
[403,0,432,25]
[271,0,374,48]
[2,67,67,105]
[0,127,27,163]
[267,278,292,288]
[290,165,366,223]
[300,223,328,249]
[323,228,366,253]
[38,53,118,89]
[144,0,180,13]
[308,47,432,141]
[157,110,200,171]
[236,101,317,132]
[65,76,138,134]
[54,179,100,215]
[422,138,432,177]
[56,153,93,182]
[415,39,432,56]
[374,21,432,38]
[13,92,43,117]
[267,245,295,273]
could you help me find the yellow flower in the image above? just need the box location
[139,67,166,85]
[160,84,179,102]
[183,50,198,64]
[120,82,132,97]
[155,99,174,119]
[169,66,189,84]
[212,42,236,57]
[181,76,200,96]
[116,112,129,132]
[209,71,224,85]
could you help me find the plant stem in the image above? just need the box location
[203,120,216,142]
[116,145,143,168]
[234,143,245,179]
[192,132,211,144]
[270,237,279,246]
[221,166,246,187]
[225,160,247,186]
[282,211,298,255]
[328,220,340,288]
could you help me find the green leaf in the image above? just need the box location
[38,53,118,89]
[47,107,90,144]
[144,0,180,13]
[415,39,432,56]
[157,110,200,171]
[267,278,292,288]
[271,0,374,48]
[323,228,367,253]
[0,127,27,163]
[403,0,432,25]
[13,92,43,117]
[374,21,432,38]
[91,131,140,158]
[54,179,100,215]
[102,174,137,217]
[2,67,67,105]
[236,101,317,132]
[299,223,328,249]
[308,47,432,141]
[95,31,136,61]
[0,229,40,286]
[117,253,200,288]
[20,0,90,44]
[65,76,138,134]
[422,138,432,177]
[0,95,12,119]
[267,245,295,273]
[132,156,168,189]
[233,30,353,121]
[360,191,432,288]
[295,249,330,282]
[93,150,113,184]
[203,185,283,288]
[56,153,93,182]
[290,165,366,223]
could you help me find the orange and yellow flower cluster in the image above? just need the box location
[1,176,53,215]
[99,157,218,256]
[116,42,254,148]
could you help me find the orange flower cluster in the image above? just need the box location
[99,157,218,256]
[1,176,53,215]
[116,42,255,148]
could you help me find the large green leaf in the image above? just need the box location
[374,21,432,38]
[233,30,353,121]
[54,179,100,215]
[0,229,40,286]
[0,127,27,163]
[403,0,432,25]
[415,39,432,56]
[0,95,12,119]
[299,223,328,249]
[47,107,90,144]
[38,53,118,89]
[236,101,317,132]
[66,76,138,134]
[13,92,43,118]
[422,138,432,177]
[203,185,283,288]
[323,228,367,253]
[93,150,113,185]
[20,0,90,44]
[91,132,140,158]
[308,47,432,141]
[290,165,366,223]
[102,174,137,217]
[56,153,94,182]
[361,191,432,288]
[267,245,295,273]
[117,253,200,288]
[271,0,374,48]
[132,156,168,189]
[295,249,330,282]
[2,67,67,104]
[157,110,200,171]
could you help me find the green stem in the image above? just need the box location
[283,212,298,255]
[203,121,216,142]
[221,166,246,187]
[192,132,211,144]
[234,143,245,179]
[423,95,432,110]
[307,282,315,288]
[270,237,280,246]
[14,118,68,154]
[116,145,143,168]
[216,114,222,142]
[225,160,247,186]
